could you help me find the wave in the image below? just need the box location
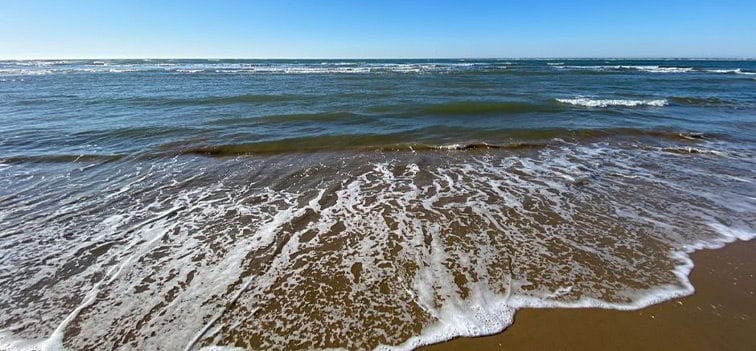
[555,65,756,75]
[0,127,713,162]
[624,65,694,73]
[0,62,510,76]
[556,98,668,107]
[371,101,562,115]
[704,68,755,75]
[3,60,752,77]
[556,65,694,73]
[178,128,709,156]
[557,96,731,108]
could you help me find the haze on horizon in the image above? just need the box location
[1,0,755,60]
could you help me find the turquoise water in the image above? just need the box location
[0,59,754,350]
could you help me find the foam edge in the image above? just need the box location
[377,221,755,351]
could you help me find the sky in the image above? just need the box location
[1,0,755,59]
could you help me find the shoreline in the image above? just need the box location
[420,239,756,351]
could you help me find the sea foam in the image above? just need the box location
[556,97,668,107]
[379,221,755,351]
[0,137,753,351]
[705,68,755,75]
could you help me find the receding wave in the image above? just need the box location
[1,139,752,351]
[556,98,668,107]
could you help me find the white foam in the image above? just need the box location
[557,65,756,75]
[622,65,694,73]
[702,68,755,75]
[557,65,694,73]
[0,62,511,76]
[434,143,465,150]
[556,97,668,107]
[0,331,62,351]
[380,222,754,351]
[2,143,754,351]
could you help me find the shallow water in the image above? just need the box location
[0,59,755,350]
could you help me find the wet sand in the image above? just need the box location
[422,239,756,351]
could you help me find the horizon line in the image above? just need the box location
[2,56,756,61]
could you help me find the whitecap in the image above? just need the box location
[556,97,668,107]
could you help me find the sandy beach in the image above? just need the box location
[423,239,756,351]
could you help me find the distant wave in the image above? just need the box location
[622,65,694,73]
[0,62,509,76]
[555,65,754,75]
[703,68,755,75]
[556,65,693,73]
[556,98,668,107]
[2,60,753,76]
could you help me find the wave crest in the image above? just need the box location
[556,98,668,107]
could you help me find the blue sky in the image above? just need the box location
[1,0,755,59]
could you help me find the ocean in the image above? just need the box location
[0,59,754,350]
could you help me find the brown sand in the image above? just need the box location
[421,240,756,351]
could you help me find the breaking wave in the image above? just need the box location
[556,98,668,107]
